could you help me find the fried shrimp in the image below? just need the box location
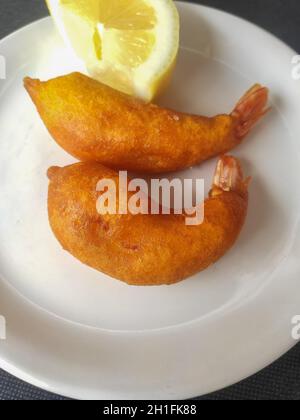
[47,156,249,286]
[25,73,269,173]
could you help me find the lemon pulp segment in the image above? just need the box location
[47,0,179,101]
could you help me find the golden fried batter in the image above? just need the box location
[25,73,268,173]
[47,156,249,286]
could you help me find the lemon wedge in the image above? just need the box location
[46,0,179,101]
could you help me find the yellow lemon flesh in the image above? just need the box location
[46,0,180,101]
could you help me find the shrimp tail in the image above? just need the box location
[231,84,270,140]
[211,155,251,197]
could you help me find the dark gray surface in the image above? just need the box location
[0,0,299,400]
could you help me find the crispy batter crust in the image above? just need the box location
[47,162,248,285]
[25,72,241,173]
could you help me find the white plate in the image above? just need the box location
[0,2,300,400]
